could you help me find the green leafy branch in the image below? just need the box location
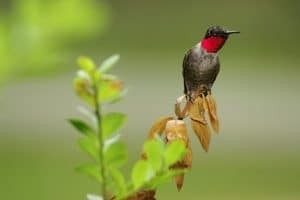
[69,55,188,200]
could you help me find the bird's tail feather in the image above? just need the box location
[188,94,220,152]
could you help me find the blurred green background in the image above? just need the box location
[1,0,300,199]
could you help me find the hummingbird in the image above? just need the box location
[181,26,239,151]
[183,26,240,99]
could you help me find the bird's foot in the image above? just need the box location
[175,95,190,119]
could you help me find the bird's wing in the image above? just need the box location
[209,57,220,87]
[182,49,193,95]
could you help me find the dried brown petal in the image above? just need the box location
[189,97,207,124]
[147,116,174,139]
[206,94,219,133]
[184,141,192,168]
[171,146,192,191]
[170,160,187,191]
[191,119,211,152]
[174,174,184,191]
[202,93,209,113]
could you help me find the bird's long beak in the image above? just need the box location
[226,30,240,35]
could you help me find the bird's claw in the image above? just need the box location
[175,95,190,119]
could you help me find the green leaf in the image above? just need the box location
[98,80,123,102]
[131,160,154,189]
[75,164,102,182]
[77,105,97,127]
[109,88,128,104]
[87,194,103,200]
[104,142,127,168]
[99,54,120,73]
[101,74,118,81]
[78,136,99,162]
[108,168,127,196]
[102,112,127,138]
[68,119,95,137]
[76,70,91,81]
[104,134,121,148]
[143,139,164,172]
[73,77,94,106]
[149,169,187,189]
[164,169,187,179]
[78,56,95,73]
[164,140,186,167]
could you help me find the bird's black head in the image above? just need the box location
[204,26,240,39]
[201,25,240,53]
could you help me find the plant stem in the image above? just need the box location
[93,83,107,200]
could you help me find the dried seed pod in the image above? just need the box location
[206,94,219,133]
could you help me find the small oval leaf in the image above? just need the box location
[77,70,91,81]
[75,164,102,183]
[78,136,99,162]
[68,119,95,137]
[78,56,95,72]
[150,168,187,189]
[102,112,127,138]
[131,160,154,189]
[164,140,186,167]
[99,54,120,73]
[104,142,127,168]
[143,139,164,172]
[108,168,127,196]
[98,80,123,102]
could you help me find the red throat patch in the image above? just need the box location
[201,37,226,53]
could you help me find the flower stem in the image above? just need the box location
[93,82,107,200]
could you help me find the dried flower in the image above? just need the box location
[164,119,192,191]
[136,92,220,195]
[146,116,174,139]
[143,117,192,192]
